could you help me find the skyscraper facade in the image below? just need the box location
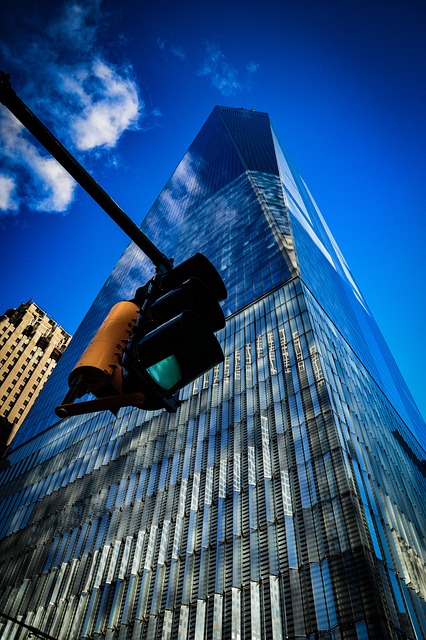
[0,301,71,451]
[0,107,424,639]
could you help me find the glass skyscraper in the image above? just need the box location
[0,106,425,639]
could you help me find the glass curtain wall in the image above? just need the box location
[0,106,424,640]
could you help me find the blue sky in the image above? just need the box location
[0,0,425,422]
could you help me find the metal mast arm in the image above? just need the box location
[0,71,173,272]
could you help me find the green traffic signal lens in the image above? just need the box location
[146,354,182,390]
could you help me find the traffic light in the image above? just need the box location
[55,300,141,418]
[122,253,227,410]
[55,253,227,417]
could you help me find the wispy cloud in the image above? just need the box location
[0,175,18,212]
[0,109,76,213]
[198,42,241,96]
[0,0,142,215]
[198,42,259,96]
[171,46,186,61]
[156,36,166,51]
[156,36,186,61]
[246,62,260,74]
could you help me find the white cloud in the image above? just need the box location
[0,108,76,213]
[199,42,241,96]
[199,42,259,96]
[0,174,19,212]
[68,60,140,150]
[30,158,76,212]
[50,0,101,53]
[0,0,142,215]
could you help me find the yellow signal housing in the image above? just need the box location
[69,300,140,395]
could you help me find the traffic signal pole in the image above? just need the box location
[0,71,227,418]
[0,71,173,273]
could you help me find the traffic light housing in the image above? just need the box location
[55,253,227,417]
[122,253,227,410]
[55,300,141,418]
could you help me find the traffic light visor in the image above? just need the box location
[151,277,225,332]
[160,253,227,301]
